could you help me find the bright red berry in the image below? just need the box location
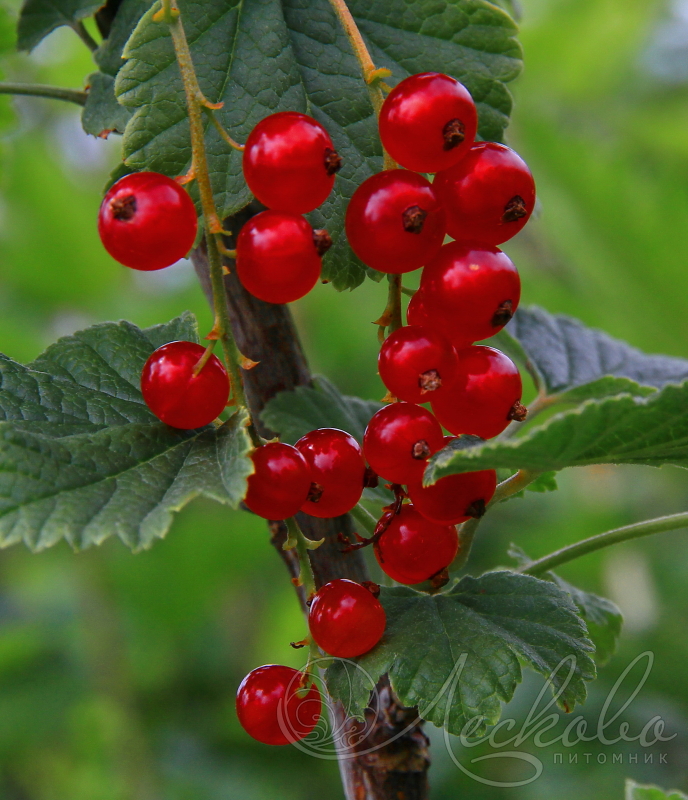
[243,112,340,213]
[308,579,386,658]
[406,290,430,327]
[244,442,312,519]
[408,440,497,524]
[345,170,446,274]
[379,73,477,173]
[419,242,521,347]
[236,210,325,305]
[374,505,459,585]
[434,142,536,246]
[431,346,525,440]
[140,341,229,429]
[236,665,321,746]
[98,172,197,271]
[295,428,365,518]
[363,403,444,485]
[378,325,458,404]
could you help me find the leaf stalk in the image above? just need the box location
[0,82,87,106]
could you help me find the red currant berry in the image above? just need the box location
[374,505,459,585]
[408,442,497,525]
[431,346,524,440]
[98,172,197,271]
[406,290,430,327]
[434,142,536,246]
[236,665,321,746]
[236,210,324,304]
[419,242,521,347]
[244,442,312,519]
[378,325,459,404]
[345,170,446,274]
[363,403,444,485]
[308,579,386,658]
[243,112,340,213]
[140,341,229,429]
[295,428,365,518]
[379,73,478,173]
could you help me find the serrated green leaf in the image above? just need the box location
[625,781,688,800]
[326,571,595,736]
[0,313,253,552]
[17,0,100,51]
[115,0,521,290]
[426,380,688,481]
[491,306,688,402]
[509,545,622,666]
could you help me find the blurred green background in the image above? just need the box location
[1,0,688,797]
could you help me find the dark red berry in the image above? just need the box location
[434,142,536,246]
[379,73,478,173]
[98,172,197,271]
[295,428,365,518]
[308,579,386,658]
[244,442,312,519]
[236,665,321,746]
[419,242,521,347]
[378,325,458,404]
[363,403,444,485]
[374,504,459,584]
[243,112,339,213]
[236,210,322,304]
[140,341,229,429]
[345,170,446,274]
[408,439,497,524]
[431,346,523,440]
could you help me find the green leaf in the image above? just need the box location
[17,0,100,51]
[426,380,688,481]
[625,781,688,800]
[509,545,622,666]
[115,0,521,290]
[0,313,253,552]
[326,570,596,736]
[502,468,558,499]
[491,306,688,401]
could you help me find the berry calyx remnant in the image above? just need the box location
[244,442,312,520]
[243,112,340,213]
[295,428,366,518]
[345,170,446,274]
[236,210,324,304]
[141,341,229,429]
[308,579,386,657]
[236,665,321,746]
[98,172,197,271]
[379,72,478,173]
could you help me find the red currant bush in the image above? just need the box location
[236,210,324,305]
[434,142,536,246]
[345,170,446,274]
[378,325,458,404]
[244,442,312,519]
[419,242,521,347]
[98,172,197,271]
[431,345,525,440]
[295,428,365,518]
[308,579,386,658]
[374,505,459,585]
[378,73,478,173]
[140,341,229,429]
[363,403,444,485]
[243,112,340,213]
[236,665,321,746]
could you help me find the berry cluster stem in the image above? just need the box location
[158,0,258,443]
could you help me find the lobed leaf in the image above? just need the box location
[326,570,595,736]
[17,0,100,51]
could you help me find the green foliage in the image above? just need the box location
[0,313,253,552]
[17,0,100,51]
[626,781,688,800]
[114,0,521,290]
[326,570,595,735]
